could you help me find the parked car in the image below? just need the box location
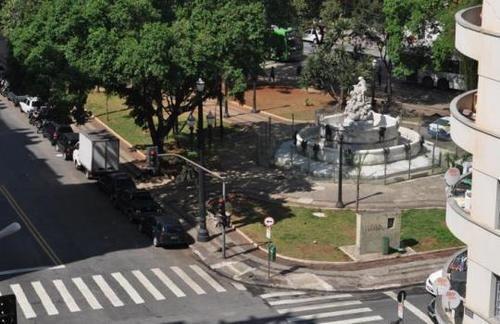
[56,133,79,160]
[427,116,451,140]
[20,97,44,114]
[302,28,324,43]
[73,131,120,179]
[51,124,74,145]
[6,92,27,107]
[97,172,136,200]
[425,269,443,296]
[41,121,57,141]
[137,215,187,247]
[115,190,161,222]
[448,250,467,272]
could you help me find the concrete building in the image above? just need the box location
[447,2,500,323]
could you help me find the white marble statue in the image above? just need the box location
[344,77,373,126]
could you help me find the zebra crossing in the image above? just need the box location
[260,291,385,324]
[0,264,246,320]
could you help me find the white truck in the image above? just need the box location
[20,96,44,113]
[73,130,120,178]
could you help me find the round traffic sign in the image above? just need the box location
[442,290,462,309]
[445,167,461,186]
[433,276,451,295]
[264,217,275,227]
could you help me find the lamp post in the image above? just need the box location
[371,58,377,111]
[187,114,196,150]
[206,111,215,149]
[335,126,345,208]
[196,78,209,242]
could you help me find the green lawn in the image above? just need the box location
[86,92,152,147]
[232,199,356,262]
[400,208,464,252]
[233,198,463,262]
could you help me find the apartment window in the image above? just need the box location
[495,275,500,319]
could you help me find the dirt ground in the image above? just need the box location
[243,85,335,121]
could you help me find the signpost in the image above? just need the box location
[264,217,275,280]
[434,276,451,295]
[443,289,462,310]
[397,290,406,322]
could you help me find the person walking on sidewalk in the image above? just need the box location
[269,66,275,83]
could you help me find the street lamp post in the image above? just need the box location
[187,114,196,151]
[206,111,215,149]
[196,78,209,242]
[335,127,345,208]
[371,59,377,111]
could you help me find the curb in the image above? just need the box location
[229,100,312,124]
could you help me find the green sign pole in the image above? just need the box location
[267,242,276,280]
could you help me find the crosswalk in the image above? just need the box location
[0,264,246,320]
[260,291,385,324]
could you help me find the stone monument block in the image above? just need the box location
[356,211,401,255]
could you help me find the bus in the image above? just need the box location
[269,26,303,62]
[417,58,467,91]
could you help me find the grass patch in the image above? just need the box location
[232,199,355,262]
[400,209,464,252]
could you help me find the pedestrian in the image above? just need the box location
[269,66,275,83]
[296,64,302,77]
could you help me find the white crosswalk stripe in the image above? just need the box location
[190,265,226,293]
[132,270,165,301]
[53,280,81,313]
[2,266,243,319]
[231,282,247,291]
[112,272,144,304]
[151,268,186,297]
[268,294,352,306]
[262,291,385,324]
[32,281,59,316]
[92,275,124,307]
[72,277,103,310]
[10,284,36,319]
[171,266,206,295]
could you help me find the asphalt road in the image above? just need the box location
[0,96,435,324]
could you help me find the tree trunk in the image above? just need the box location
[252,76,257,113]
[224,80,229,117]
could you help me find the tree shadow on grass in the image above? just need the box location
[400,238,419,248]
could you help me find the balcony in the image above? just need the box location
[450,90,477,153]
[455,6,482,61]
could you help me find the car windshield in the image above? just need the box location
[165,225,183,233]
[435,119,450,126]
[58,126,73,133]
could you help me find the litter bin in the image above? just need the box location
[382,236,390,255]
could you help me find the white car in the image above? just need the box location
[20,97,44,114]
[425,269,443,296]
[303,29,322,43]
[427,116,451,140]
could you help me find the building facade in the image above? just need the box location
[448,2,500,323]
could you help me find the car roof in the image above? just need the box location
[154,216,181,226]
[109,172,132,179]
[63,133,79,139]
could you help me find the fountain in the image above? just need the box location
[274,77,439,180]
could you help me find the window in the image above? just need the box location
[495,275,500,319]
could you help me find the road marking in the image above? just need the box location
[0,265,66,277]
[132,270,165,301]
[151,268,186,298]
[321,315,385,324]
[260,291,306,299]
[32,281,59,316]
[277,300,363,314]
[269,294,353,306]
[171,266,206,295]
[384,291,434,324]
[72,277,103,310]
[53,280,80,312]
[10,284,36,319]
[0,185,62,265]
[189,265,226,293]
[290,307,372,321]
[111,272,144,304]
[93,275,124,307]
[231,282,247,291]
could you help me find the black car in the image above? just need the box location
[138,215,187,247]
[56,133,79,160]
[97,172,136,199]
[51,124,74,145]
[115,190,161,222]
[41,120,57,140]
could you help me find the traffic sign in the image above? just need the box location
[443,290,462,309]
[264,217,275,227]
[434,276,451,295]
[445,167,461,186]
